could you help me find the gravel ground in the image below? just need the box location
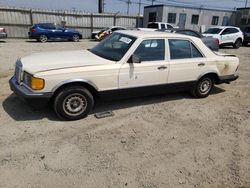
[0,39,250,188]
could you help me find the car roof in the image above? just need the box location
[110,26,126,29]
[148,22,171,24]
[208,26,239,29]
[116,30,197,39]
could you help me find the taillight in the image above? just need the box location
[31,28,36,33]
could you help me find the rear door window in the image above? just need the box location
[228,28,239,34]
[161,24,166,29]
[40,23,56,30]
[169,39,203,60]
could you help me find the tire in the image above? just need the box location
[190,76,214,98]
[72,34,80,42]
[53,86,94,121]
[233,38,242,49]
[39,35,48,43]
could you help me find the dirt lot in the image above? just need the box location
[0,39,250,188]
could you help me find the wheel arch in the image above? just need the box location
[51,79,99,99]
[235,37,243,43]
[197,72,220,84]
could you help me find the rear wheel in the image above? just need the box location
[53,86,94,120]
[190,76,214,98]
[72,34,80,42]
[39,35,48,43]
[233,39,242,49]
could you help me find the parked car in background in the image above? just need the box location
[0,27,7,39]
[203,26,244,49]
[92,26,126,41]
[138,22,178,31]
[243,27,250,46]
[9,30,239,120]
[158,29,219,51]
[28,23,82,43]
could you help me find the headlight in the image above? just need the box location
[23,72,45,90]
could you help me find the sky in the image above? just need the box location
[0,0,248,15]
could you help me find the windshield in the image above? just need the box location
[148,23,158,28]
[204,28,222,34]
[90,33,136,61]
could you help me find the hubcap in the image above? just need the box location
[73,35,79,41]
[40,35,47,42]
[199,79,211,94]
[63,93,87,116]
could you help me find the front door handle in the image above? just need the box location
[198,62,205,67]
[158,66,167,70]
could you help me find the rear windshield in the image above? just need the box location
[148,23,158,29]
[204,28,222,34]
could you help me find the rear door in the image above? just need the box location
[167,39,206,83]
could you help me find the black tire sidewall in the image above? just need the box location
[193,77,214,98]
[53,87,94,120]
[233,39,242,49]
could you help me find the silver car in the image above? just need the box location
[158,29,219,51]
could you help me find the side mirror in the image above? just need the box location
[129,54,141,63]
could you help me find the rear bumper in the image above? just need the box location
[218,74,239,84]
[0,32,7,38]
[9,76,53,107]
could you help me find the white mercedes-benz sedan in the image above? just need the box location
[9,30,239,120]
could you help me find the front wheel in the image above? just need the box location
[190,77,214,98]
[53,86,94,120]
[233,39,242,49]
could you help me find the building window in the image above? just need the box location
[168,13,176,24]
[191,15,199,25]
[211,16,219,25]
[148,12,156,22]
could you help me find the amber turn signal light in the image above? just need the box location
[31,77,45,90]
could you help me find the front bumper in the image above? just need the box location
[218,74,239,84]
[0,32,7,38]
[9,77,53,106]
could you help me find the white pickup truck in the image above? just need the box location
[9,30,239,120]
[138,22,178,31]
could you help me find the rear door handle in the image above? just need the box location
[158,66,167,70]
[198,62,205,67]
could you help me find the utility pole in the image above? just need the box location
[245,0,248,7]
[98,0,104,13]
[138,0,142,15]
[151,0,156,5]
[126,0,131,15]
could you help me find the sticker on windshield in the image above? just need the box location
[119,37,132,44]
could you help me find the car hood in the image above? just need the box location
[21,50,114,74]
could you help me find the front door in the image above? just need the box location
[178,13,187,29]
[119,39,169,89]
